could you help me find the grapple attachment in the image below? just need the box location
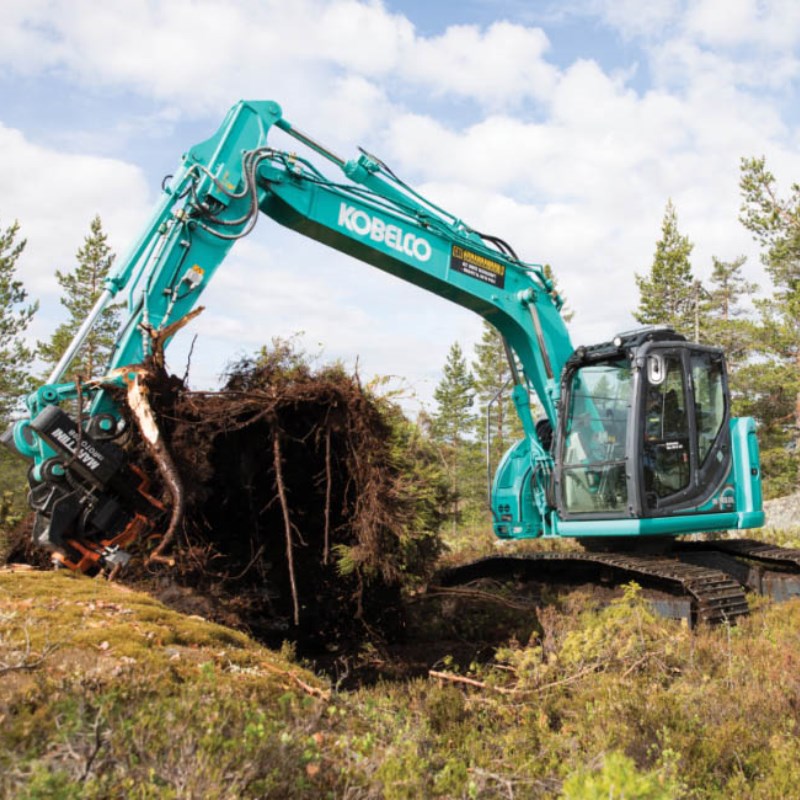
[21,406,164,576]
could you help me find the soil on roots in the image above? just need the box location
[117,358,440,662]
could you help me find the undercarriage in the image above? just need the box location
[435,538,800,627]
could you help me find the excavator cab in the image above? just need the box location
[548,327,761,539]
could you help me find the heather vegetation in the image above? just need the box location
[4,569,800,798]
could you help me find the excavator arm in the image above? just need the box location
[20,100,571,434]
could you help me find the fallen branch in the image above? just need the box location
[534,663,601,692]
[79,711,106,783]
[0,626,60,675]
[430,662,602,697]
[260,661,331,700]
[428,669,516,695]
[621,651,665,678]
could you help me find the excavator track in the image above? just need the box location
[675,539,800,602]
[681,538,800,569]
[435,550,751,626]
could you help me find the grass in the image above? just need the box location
[4,567,800,798]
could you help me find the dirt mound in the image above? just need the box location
[117,354,443,656]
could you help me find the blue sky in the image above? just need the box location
[2,0,800,413]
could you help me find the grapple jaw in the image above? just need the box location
[15,405,164,576]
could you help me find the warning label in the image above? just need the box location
[450,245,506,289]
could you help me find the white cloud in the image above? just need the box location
[651,35,800,92]
[402,21,558,107]
[685,0,800,50]
[595,0,800,51]
[590,0,682,39]
[593,0,800,92]
[0,0,67,75]
[0,123,151,295]
[312,0,415,73]
[0,1,559,116]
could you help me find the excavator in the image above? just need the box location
[3,99,798,624]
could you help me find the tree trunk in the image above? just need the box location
[451,448,458,536]
[496,392,504,454]
[795,349,800,458]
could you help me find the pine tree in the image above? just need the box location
[39,216,122,382]
[0,220,37,422]
[738,157,800,492]
[432,342,476,444]
[635,200,697,338]
[472,322,520,465]
[702,255,757,368]
[431,342,477,530]
[0,219,38,520]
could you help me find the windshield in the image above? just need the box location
[561,360,631,515]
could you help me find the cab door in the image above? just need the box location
[638,345,731,515]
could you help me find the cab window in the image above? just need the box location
[692,352,726,466]
[561,361,630,515]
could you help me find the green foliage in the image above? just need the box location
[0,447,28,520]
[739,157,800,491]
[635,200,698,339]
[432,341,476,448]
[0,219,38,422]
[557,583,661,667]
[431,342,480,529]
[0,486,25,562]
[562,751,682,800]
[252,332,316,380]
[740,157,800,285]
[377,395,449,580]
[38,216,122,382]
[702,255,757,368]
[472,321,523,469]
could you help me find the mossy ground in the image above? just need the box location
[4,567,800,799]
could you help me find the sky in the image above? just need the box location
[2,0,800,414]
